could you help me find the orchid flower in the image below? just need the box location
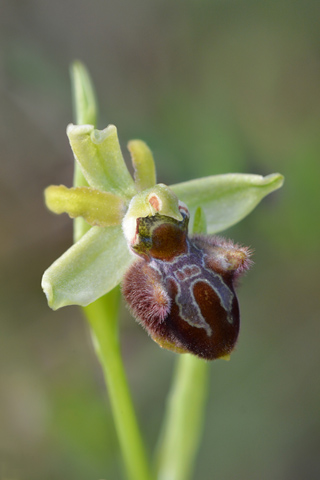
[42,121,283,313]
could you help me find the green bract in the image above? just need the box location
[42,119,283,310]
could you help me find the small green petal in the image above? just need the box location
[42,226,133,310]
[67,124,137,199]
[45,185,126,227]
[171,173,284,234]
[128,140,156,191]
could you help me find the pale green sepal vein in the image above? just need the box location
[41,225,134,310]
[171,173,284,234]
[128,140,157,191]
[45,185,126,227]
[67,124,137,199]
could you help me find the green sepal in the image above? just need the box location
[67,124,137,199]
[171,173,284,234]
[41,226,134,310]
[128,140,156,191]
[45,185,126,227]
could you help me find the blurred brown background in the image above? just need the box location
[0,1,320,479]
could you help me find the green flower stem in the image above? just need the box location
[71,62,152,480]
[73,163,91,242]
[155,354,209,480]
[70,60,97,242]
[83,289,153,480]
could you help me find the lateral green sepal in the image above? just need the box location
[67,124,137,199]
[41,225,134,310]
[171,173,284,234]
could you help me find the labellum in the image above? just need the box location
[122,204,252,360]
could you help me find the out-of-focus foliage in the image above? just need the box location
[0,1,319,479]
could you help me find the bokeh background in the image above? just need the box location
[1,1,320,479]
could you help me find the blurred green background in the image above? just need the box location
[1,1,319,479]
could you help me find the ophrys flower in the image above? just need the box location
[42,120,283,359]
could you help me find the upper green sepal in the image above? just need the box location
[171,173,284,234]
[67,124,137,199]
